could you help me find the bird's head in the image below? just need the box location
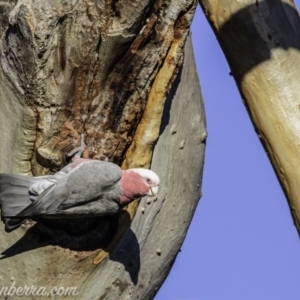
[129,168,160,196]
[120,168,160,205]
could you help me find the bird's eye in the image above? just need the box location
[145,177,151,183]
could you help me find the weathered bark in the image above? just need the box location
[0,1,206,298]
[199,0,300,235]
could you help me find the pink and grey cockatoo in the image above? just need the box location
[0,138,160,232]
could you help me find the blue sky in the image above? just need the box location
[156,3,300,300]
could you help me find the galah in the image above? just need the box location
[0,142,159,232]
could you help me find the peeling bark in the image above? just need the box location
[0,1,205,298]
[1,0,197,175]
[198,0,300,234]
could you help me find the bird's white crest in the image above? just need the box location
[129,168,160,196]
[129,168,160,184]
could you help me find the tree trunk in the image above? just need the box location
[198,0,300,235]
[0,1,206,298]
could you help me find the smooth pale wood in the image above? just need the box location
[199,0,300,234]
[0,1,206,298]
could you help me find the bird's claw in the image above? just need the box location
[66,134,85,159]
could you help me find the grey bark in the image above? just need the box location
[0,1,206,299]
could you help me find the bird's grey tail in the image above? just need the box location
[0,174,37,231]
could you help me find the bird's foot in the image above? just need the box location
[66,134,86,160]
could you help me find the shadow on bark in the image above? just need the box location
[159,67,183,136]
[0,211,141,284]
[0,227,46,259]
[216,0,300,82]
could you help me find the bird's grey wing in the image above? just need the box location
[60,161,122,207]
[16,161,122,217]
[14,184,56,217]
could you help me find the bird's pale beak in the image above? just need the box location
[147,186,159,196]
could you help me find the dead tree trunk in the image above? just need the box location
[198,0,300,236]
[0,1,206,298]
